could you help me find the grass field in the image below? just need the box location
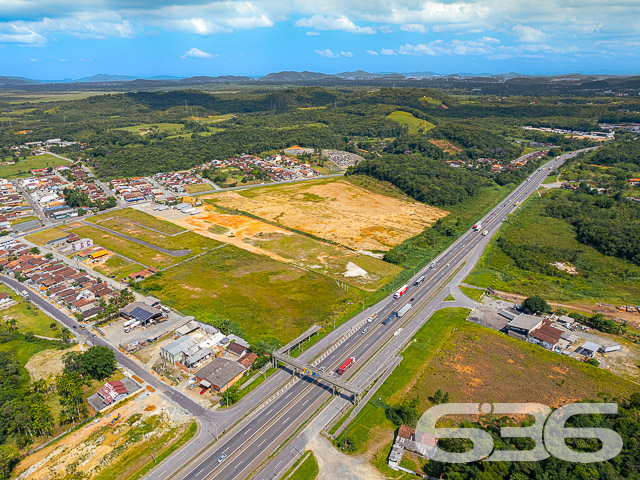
[0,154,69,179]
[284,451,319,480]
[67,225,178,268]
[116,123,184,134]
[465,193,640,304]
[10,215,39,225]
[0,285,64,338]
[185,182,213,194]
[25,226,68,245]
[88,208,187,235]
[94,255,142,280]
[460,285,484,302]
[386,111,436,134]
[336,307,640,459]
[138,244,363,346]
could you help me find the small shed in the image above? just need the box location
[578,341,601,358]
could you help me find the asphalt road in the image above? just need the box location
[163,151,586,480]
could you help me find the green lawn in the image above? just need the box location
[0,154,69,179]
[386,111,436,134]
[0,285,63,338]
[88,208,187,235]
[116,123,184,134]
[138,244,364,346]
[284,451,319,480]
[94,255,143,280]
[460,285,484,302]
[185,182,213,194]
[0,334,67,371]
[465,192,640,304]
[10,216,38,225]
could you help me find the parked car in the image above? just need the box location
[189,383,196,390]
[200,388,207,395]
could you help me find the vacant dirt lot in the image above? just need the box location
[15,390,191,480]
[429,139,463,154]
[205,179,448,251]
[25,344,85,381]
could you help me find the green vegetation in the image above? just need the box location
[466,192,640,304]
[0,285,63,338]
[336,307,640,464]
[94,255,142,280]
[386,110,435,134]
[25,227,68,245]
[136,244,363,346]
[522,295,551,313]
[284,451,319,480]
[459,286,484,302]
[0,154,69,179]
[88,208,187,235]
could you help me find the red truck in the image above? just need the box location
[393,285,409,299]
[337,357,356,375]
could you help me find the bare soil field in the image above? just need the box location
[170,207,401,291]
[204,179,448,251]
[25,344,85,381]
[14,390,191,480]
[429,139,463,154]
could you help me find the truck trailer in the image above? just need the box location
[337,357,355,375]
[393,285,409,299]
[124,320,140,333]
[397,303,412,317]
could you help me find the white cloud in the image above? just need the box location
[295,14,375,34]
[512,24,545,43]
[401,24,427,34]
[0,24,46,45]
[305,30,319,36]
[365,49,378,55]
[58,58,67,61]
[379,25,393,33]
[28,57,38,61]
[314,48,351,58]
[181,47,214,59]
[380,48,396,55]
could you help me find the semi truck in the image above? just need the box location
[123,319,136,328]
[337,357,355,375]
[393,285,409,299]
[473,224,480,231]
[382,312,397,325]
[397,303,412,317]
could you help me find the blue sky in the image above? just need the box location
[1,1,639,80]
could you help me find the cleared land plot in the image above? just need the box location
[88,207,187,235]
[338,308,640,458]
[14,391,193,480]
[26,226,68,245]
[0,285,63,338]
[116,123,184,135]
[94,254,142,280]
[185,182,213,194]
[429,139,463,154]
[66,225,177,268]
[386,111,435,134]
[466,194,640,305]
[204,178,448,251]
[0,154,69,179]
[139,244,362,345]
[171,206,400,291]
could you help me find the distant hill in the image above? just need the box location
[261,71,333,82]
[0,75,40,86]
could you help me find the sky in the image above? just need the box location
[1,1,639,80]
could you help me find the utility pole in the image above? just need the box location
[151,447,156,463]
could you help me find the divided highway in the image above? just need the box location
[162,151,583,480]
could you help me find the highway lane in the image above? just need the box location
[174,154,571,480]
[216,153,578,480]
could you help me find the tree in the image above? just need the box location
[0,445,19,480]
[522,295,550,314]
[80,345,116,380]
[30,247,40,254]
[56,372,87,424]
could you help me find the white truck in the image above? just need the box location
[397,303,412,318]
[482,230,489,236]
[123,319,136,328]
[124,320,140,333]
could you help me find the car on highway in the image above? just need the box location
[72,325,77,329]
[218,454,227,464]
[361,327,368,334]
[446,263,450,267]
[319,366,326,372]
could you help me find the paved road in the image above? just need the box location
[190,173,345,196]
[151,151,588,480]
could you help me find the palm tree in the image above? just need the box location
[60,327,73,343]
[5,318,17,331]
